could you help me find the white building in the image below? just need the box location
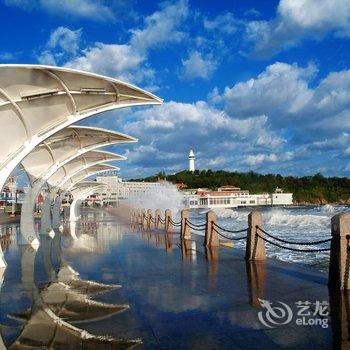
[189,149,195,172]
[186,186,293,209]
[95,173,164,205]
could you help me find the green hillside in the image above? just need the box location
[129,170,350,204]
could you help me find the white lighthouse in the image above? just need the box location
[188,149,195,172]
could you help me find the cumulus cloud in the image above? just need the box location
[245,153,278,166]
[213,61,350,137]
[218,61,316,125]
[204,61,350,174]
[180,51,217,80]
[38,50,56,66]
[65,43,147,81]
[5,0,115,21]
[203,12,238,34]
[130,0,189,52]
[63,0,189,84]
[245,0,350,57]
[116,100,284,172]
[0,52,15,61]
[47,27,82,54]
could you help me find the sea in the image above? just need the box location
[124,185,350,272]
[180,204,350,272]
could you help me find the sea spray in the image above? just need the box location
[124,181,184,217]
[191,205,350,271]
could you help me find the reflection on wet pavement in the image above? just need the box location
[0,209,350,349]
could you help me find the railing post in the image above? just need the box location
[329,213,350,289]
[245,211,265,261]
[165,209,172,233]
[155,209,160,229]
[138,210,143,226]
[181,209,191,240]
[204,211,219,247]
[147,209,152,230]
[141,209,146,230]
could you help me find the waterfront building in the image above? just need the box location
[186,186,293,209]
[95,172,164,205]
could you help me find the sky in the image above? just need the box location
[1,0,350,179]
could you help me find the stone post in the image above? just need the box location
[141,209,146,230]
[245,211,266,261]
[329,213,350,289]
[147,209,152,230]
[204,211,219,247]
[136,210,141,226]
[181,209,191,240]
[165,209,173,233]
[154,209,160,229]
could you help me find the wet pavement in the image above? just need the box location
[0,209,348,349]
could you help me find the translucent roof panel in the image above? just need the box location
[21,126,136,182]
[47,151,123,188]
[0,64,162,191]
[63,164,118,192]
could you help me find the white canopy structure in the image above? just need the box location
[20,126,136,237]
[69,182,110,222]
[0,64,162,192]
[46,150,122,189]
[21,150,121,245]
[60,164,118,192]
[21,125,137,184]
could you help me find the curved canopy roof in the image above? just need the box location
[62,164,118,192]
[21,125,136,183]
[47,151,121,188]
[70,181,108,192]
[69,181,109,199]
[0,64,162,190]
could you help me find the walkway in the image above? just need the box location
[0,209,344,349]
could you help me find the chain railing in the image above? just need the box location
[211,222,248,241]
[131,208,350,290]
[185,219,206,232]
[256,226,332,246]
[255,226,331,253]
[212,227,247,241]
[169,218,181,227]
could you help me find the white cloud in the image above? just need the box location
[245,0,350,57]
[117,100,284,171]
[203,12,237,34]
[219,62,316,123]
[47,27,82,54]
[130,0,189,52]
[65,43,146,81]
[180,51,217,80]
[206,61,350,175]
[37,50,56,66]
[63,0,189,84]
[5,0,115,21]
[245,153,278,166]
[218,62,350,138]
[0,52,15,61]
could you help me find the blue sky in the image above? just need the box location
[1,0,350,179]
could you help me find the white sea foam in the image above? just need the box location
[125,181,184,216]
[193,205,350,271]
